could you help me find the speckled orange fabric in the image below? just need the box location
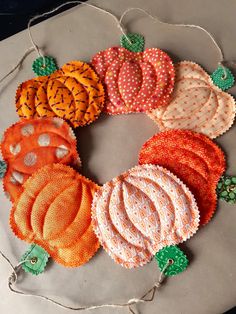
[139,130,226,225]
[16,61,105,127]
[1,117,80,202]
[10,163,100,267]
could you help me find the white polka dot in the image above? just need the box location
[68,127,76,140]
[38,134,50,146]
[24,152,37,166]
[10,171,23,184]
[56,145,68,159]
[9,143,21,155]
[52,117,64,128]
[21,124,34,136]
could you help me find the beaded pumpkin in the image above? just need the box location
[91,47,175,114]
[92,164,199,268]
[139,130,226,225]
[1,117,80,202]
[147,61,236,138]
[16,61,105,127]
[10,163,100,267]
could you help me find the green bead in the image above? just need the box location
[32,56,58,76]
[155,245,188,276]
[211,66,234,91]
[0,160,7,178]
[217,175,236,204]
[120,33,145,53]
[21,244,50,275]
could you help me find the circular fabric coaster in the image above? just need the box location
[16,61,105,127]
[92,164,199,268]
[10,163,100,267]
[91,47,175,114]
[1,117,80,202]
[139,130,226,225]
[148,61,236,138]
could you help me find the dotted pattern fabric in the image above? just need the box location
[91,47,175,115]
[147,61,236,138]
[139,130,226,225]
[1,117,80,202]
[92,164,199,268]
[16,61,105,127]
[10,164,100,267]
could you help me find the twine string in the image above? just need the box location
[0,248,170,313]
[119,7,230,78]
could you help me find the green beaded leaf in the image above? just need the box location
[0,160,7,179]
[217,175,236,204]
[120,33,145,52]
[32,56,58,76]
[155,245,188,276]
[211,66,234,91]
[21,244,50,275]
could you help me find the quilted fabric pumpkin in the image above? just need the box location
[139,130,226,225]
[147,61,236,138]
[10,163,100,267]
[91,47,175,114]
[16,61,105,127]
[1,117,80,202]
[92,164,199,268]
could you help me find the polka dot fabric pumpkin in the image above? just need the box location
[139,130,226,225]
[1,117,80,202]
[10,164,100,267]
[148,61,236,138]
[91,47,175,114]
[16,61,105,127]
[92,164,199,268]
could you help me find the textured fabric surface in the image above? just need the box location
[139,130,226,225]
[91,47,175,114]
[16,61,105,127]
[1,117,80,202]
[10,163,100,267]
[92,164,199,268]
[148,61,236,138]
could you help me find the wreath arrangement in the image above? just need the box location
[0,3,235,314]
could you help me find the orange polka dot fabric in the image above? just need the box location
[91,47,175,114]
[1,117,80,202]
[92,164,199,268]
[16,61,105,127]
[10,163,100,267]
[148,61,236,138]
[139,130,226,225]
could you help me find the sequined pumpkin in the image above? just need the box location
[16,61,105,127]
[10,164,100,267]
[91,47,175,114]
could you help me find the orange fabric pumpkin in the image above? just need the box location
[10,163,100,267]
[16,61,105,127]
[1,117,80,202]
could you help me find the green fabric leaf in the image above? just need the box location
[32,56,58,76]
[155,245,188,276]
[120,33,145,52]
[211,66,234,90]
[21,244,50,275]
[217,175,236,204]
[0,160,7,179]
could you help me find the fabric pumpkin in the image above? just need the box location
[147,61,236,138]
[10,163,100,267]
[1,117,80,202]
[139,130,226,225]
[92,164,199,268]
[16,61,105,127]
[91,47,175,114]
